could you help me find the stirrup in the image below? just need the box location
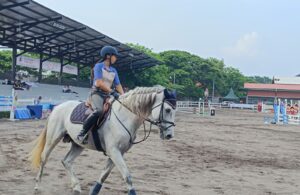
[77,133,89,144]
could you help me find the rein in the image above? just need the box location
[112,107,152,144]
[112,98,176,145]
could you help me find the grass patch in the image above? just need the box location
[0,111,10,119]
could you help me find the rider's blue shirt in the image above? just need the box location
[93,62,120,88]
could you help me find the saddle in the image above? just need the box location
[70,99,111,124]
[68,99,111,152]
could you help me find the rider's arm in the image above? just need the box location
[115,84,124,95]
[113,69,124,94]
[94,79,112,93]
[93,64,112,93]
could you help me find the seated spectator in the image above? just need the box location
[13,79,31,90]
[62,85,78,94]
[1,79,12,85]
[13,80,24,90]
[34,96,42,105]
[62,85,71,93]
[7,79,12,85]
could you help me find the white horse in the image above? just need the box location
[29,86,176,195]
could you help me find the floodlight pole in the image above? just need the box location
[212,79,215,100]
[173,73,176,85]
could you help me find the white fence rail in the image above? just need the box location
[177,101,199,108]
[177,101,256,111]
[229,103,256,110]
[287,115,300,125]
[0,95,12,112]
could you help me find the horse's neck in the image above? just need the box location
[119,93,155,117]
[114,101,150,137]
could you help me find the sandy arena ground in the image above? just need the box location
[0,109,300,195]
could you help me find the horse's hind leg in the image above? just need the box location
[62,142,83,194]
[34,123,65,191]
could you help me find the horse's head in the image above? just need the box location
[151,89,177,140]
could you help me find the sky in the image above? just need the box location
[36,0,300,77]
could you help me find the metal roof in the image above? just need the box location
[244,83,300,92]
[0,0,159,72]
[273,77,300,85]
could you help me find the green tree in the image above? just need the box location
[247,76,272,84]
[0,50,12,73]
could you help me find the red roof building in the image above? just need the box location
[244,83,300,104]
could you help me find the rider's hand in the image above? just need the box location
[110,90,120,100]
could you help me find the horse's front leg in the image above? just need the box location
[89,158,114,195]
[109,148,136,195]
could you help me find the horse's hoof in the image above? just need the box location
[72,190,81,195]
[34,186,39,194]
[128,189,137,195]
[89,182,102,195]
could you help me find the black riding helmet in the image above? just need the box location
[100,46,119,58]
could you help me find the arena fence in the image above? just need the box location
[0,89,62,120]
[176,100,258,117]
[0,95,12,112]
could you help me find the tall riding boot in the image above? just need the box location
[77,111,101,143]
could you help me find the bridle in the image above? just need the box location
[147,98,176,131]
[112,97,176,145]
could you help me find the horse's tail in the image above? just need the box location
[28,120,48,169]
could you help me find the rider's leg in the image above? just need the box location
[76,110,101,141]
[77,93,103,142]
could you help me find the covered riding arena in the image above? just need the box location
[1,109,300,194]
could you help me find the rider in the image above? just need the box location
[77,45,124,143]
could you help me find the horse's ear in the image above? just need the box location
[163,88,168,98]
[164,88,177,99]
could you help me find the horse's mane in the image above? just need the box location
[119,86,165,115]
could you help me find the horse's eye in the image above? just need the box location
[165,108,171,113]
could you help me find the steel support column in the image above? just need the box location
[77,64,80,82]
[59,57,63,85]
[12,46,17,82]
[38,53,43,82]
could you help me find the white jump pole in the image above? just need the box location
[9,88,16,120]
[198,98,201,115]
[276,99,280,123]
